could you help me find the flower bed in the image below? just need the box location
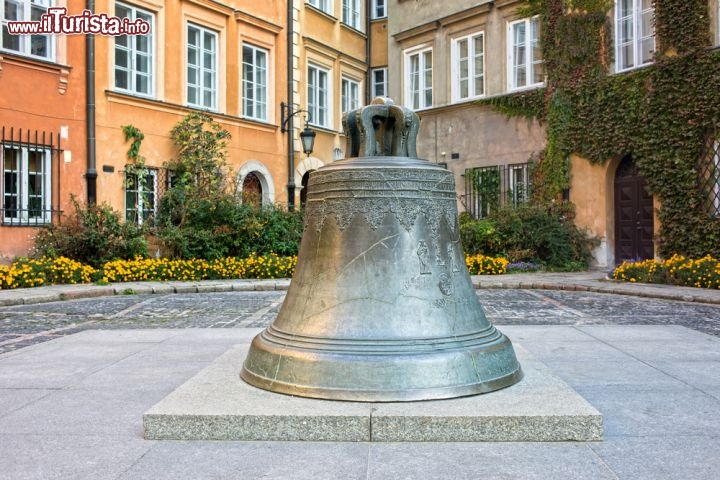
[1,253,511,290]
[465,254,509,275]
[611,255,720,289]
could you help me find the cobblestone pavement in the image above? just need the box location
[1,289,719,355]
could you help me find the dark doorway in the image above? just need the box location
[614,155,654,262]
[300,171,311,208]
[242,172,262,208]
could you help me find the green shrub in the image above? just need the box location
[33,199,148,268]
[156,197,303,260]
[459,213,502,255]
[460,204,596,271]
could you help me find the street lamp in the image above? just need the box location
[281,102,315,211]
[299,123,316,157]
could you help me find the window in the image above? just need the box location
[452,32,485,101]
[342,0,361,30]
[371,68,387,98]
[372,0,386,19]
[308,64,330,128]
[2,145,51,225]
[404,47,432,110]
[125,168,157,225]
[1,0,52,59]
[509,163,529,207]
[341,76,361,114]
[242,44,268,121]
[307,0,331,15]
[615,0,654,72]
[508,17,543,91]
[187,23,218,110]
[114,2,154,96]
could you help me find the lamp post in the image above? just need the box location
[281,102,315,211]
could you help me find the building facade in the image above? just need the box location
[92,0,288,222]
[0,0,88,259]
[388,0,720,267]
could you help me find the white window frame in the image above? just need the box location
[452,31,485,102]
[509,163,529,207]
[371,0,386,19]
[308,64,330,128]
[507,16,543,91]
[0,0,53,60]
[242,44,269,122]
[187,23,218,111]
[341,76,361,114]
[114,2,154,97]
[342,0,362,30]
[404,46,433,110]
[125,168,157,226]
[371,67,387,98]
[717,1,720,45]
[2,144,52,225]
[614,0,655,72]
[307,0,332,15]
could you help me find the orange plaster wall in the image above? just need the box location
[0,10,87,259]
[570,155,614,267]
[370,20,388,67]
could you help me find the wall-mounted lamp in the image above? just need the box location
[281,102,316,210]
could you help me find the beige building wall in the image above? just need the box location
[94,0,288,216]
[297,0,369,195]
[387,0,546,209]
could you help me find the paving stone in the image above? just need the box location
[367,443,616,480]
[119,442,370,480]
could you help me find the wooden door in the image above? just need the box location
[614,156,654,262]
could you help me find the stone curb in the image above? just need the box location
[1,275,719,306]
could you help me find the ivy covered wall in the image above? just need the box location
[484,0,720,257]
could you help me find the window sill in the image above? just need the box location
[506,83,545,94]
[0,52,70,94]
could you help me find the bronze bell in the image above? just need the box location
[240,98,522,401]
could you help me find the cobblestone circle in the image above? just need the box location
[1,289,719,355]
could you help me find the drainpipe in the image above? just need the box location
[366,0,372,103]
[85,0,97,204]
[286,0,296,211]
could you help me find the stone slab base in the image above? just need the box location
[143,345,602,442]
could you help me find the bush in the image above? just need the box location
[156,197,303,260]
[33,199,148,268]
[460,204,596,271]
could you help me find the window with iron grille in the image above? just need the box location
[125,168,157,225]
[2,144,52,224]
[464,163,532,218]
[700,135,720,218]
[1,0,53,60]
